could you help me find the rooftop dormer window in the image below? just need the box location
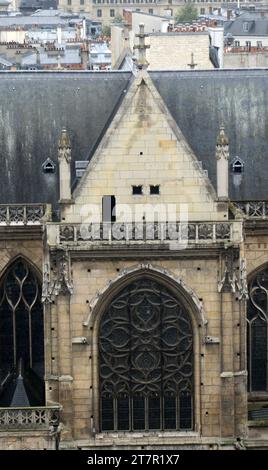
[42,158,56,174]
[243,22,249,32]
[231,157,244,174]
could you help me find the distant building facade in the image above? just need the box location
[58,0,265,24]
[225,10,268,48]
[111,12,223,69]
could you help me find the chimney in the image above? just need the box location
[216,125,229,200]
[58,128,72,203]
[57,25,62,45]
[36,47,40,66]
[82,18,87,40]
[81,43,89,70]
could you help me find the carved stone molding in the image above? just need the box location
[218,249,248,299]
[83,263,207,328]
[42,250,73,303]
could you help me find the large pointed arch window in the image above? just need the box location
[99,278,194,432]
[0,259,44,406]
[248,267,268,392]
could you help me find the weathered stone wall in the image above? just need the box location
[147,33,213,70]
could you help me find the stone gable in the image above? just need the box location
[64,72,227,223]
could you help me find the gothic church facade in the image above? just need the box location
[0,65,267,450]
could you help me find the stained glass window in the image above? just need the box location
[248,267,268,392]
[0,259,44,406]
[99,278,194,431]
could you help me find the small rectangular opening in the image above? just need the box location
[102,195,116,222]
[132,185,143,195]
[150,185,160,195]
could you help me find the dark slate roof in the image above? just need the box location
[11,375,30,407]
[1,69,268,205]
[0,71,132,206]
[149,69,268,201]
[224,13,268,36]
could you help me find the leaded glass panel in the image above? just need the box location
[99,278,194,431]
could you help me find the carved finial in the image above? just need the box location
[217,124,229,147]
[188,53,197,69]
[58,128,72,202]
[216,124,229,200]
[133,23,150,69]
[58,128,71,150]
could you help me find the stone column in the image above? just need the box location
[58,128,72,204]
[216,125,229,201]
[218,246,248,443]
[44,250,74,445]
[218,249,236,439]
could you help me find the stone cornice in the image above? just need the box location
[0,225,43,240]
[51,245,238,261]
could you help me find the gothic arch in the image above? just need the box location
[247,262,268,392]
[0,254,42,284]
[84,264,207,331]
[88,264,203,434]
[0,256,45,406]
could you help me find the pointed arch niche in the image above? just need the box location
[248,263,268,393]
[89,266,204,434]
[0,256,45,406]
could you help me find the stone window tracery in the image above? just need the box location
[99,277,194,431]
[248,267,268,392]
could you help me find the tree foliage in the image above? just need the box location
[112,14,124,24]
[175,5,199,24]
[102,24,111,37]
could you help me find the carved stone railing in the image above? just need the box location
[47,221,243,246]
[0,406,60,431]
[0,204,50,226]
[232,201,268,219]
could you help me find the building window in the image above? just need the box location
[132,185,143,195]
[0,259,45,406]
[99,278,194,431]
[97,8,102,16]
[243,22,249,32]
[67,0,71,5]
[102,195,116,222]
[234,41,240,47]
[80,0,84,4]
[257,41,262,48]
[42,157,56,174]
[110,8,115,16]
[150,185,160,195]
[149,8,153,13]
[231,158,244,174]
[248,267,268,391]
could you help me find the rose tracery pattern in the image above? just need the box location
[0,259,45,406]
[248,268,268,392]
[99,278,194,432]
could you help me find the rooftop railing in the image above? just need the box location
[47,221,243,246]
[0,406,60,431]
[0,204,50,225]
[233,201,268,219]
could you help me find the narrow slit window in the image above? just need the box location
[132,185,143,195]
[150,185,160,195]
[102,195,116,222]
